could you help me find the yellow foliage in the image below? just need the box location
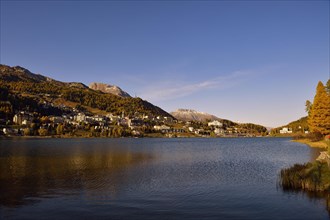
[308,81,330,135]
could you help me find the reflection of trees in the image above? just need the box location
[0,147,152,207]
[304,191,330,215]
[281,189,330,215]
[301,191,330,215]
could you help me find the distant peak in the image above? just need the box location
[171,108,220,122]
[89,82,131,98]
[177,109,198,113]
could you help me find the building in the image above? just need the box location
[214,128,224,135]
[91,115,105,122]
[280,127,292,134]
[208,120,223,127]
[154,125,171,133]
[195,129,211,136]
[13,112,34,125]
[128,119,144,129]
[107,113,119,122]
[50,116,64,124]
[163,117,173,123]
[118,118,129,126]
[3,128,17,135]
[74,113,86,122]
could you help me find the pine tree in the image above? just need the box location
[308,81,330,135]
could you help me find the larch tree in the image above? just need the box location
[305,100,312,114]
[326,79,330,94]
[308,81,330,135]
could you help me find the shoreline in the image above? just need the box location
[280,137,330,197]
[0,135,272,140]
[292,139,330,149]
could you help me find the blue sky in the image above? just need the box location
[1,0,329,127]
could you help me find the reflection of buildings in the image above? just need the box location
[0,146,153,207]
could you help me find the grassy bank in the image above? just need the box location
[293,139,330,149]
[280,161,330,192]
[280,136,330,198]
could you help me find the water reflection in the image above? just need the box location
[0,140,153,207]
[0,138,328,219]
[308,146,324,162]
[280,188,330,214]
[279,145,329,215]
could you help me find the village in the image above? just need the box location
[0,104,267,138]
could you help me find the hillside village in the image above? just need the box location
[1,108,268,138]
[0,64,268,138]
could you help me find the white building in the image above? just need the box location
[154,125,171,132]
[22,119,32,126]
[280,127,292,134]
[214,128,224,135]
[208,120,223,127]
[92,115,105,122]
[74,113,86,122]
[13,112,34,125]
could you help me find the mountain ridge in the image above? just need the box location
[170,108,220,122]
[0,64,174,118]
[89,82,131,98]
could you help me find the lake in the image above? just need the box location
[0,138,328,219]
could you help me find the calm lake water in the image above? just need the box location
[0,138,328,219]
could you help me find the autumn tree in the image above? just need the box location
[326,79,330,94]
[305,100,312,114]
[23,128,31,136]
[40,116,50,124]
[56,124,64,135]
[308,81,330,135]
[38,128,48,136]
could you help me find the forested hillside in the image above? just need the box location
[0,65,174,119]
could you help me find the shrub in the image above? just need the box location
[280,161,330,192]
[307,132,324,142]
[292,133,306,140]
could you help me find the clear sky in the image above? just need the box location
[1,0,329,127]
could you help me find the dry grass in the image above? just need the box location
[293,139,330,149]
[280,161,330,192]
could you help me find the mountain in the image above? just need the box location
[170,108,267,134]
[89,82,131,98]
[0,65,53,82]
[0,64,174,118]
[171,109,220,122]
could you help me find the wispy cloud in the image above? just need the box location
[138,70,252,102]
